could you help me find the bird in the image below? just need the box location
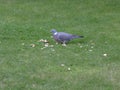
[51,29,83,45]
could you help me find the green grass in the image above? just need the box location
[0,0,120,90]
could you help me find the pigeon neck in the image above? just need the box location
[54,32,58,35]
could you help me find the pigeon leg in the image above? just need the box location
[62,41,67,46]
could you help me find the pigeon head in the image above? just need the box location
[51,29,57,35]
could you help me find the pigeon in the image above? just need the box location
[51,29,83,44]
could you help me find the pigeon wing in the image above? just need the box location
[58,32,73,42]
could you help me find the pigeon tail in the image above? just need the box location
[72,35,84,39]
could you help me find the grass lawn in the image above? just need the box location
[0,0,120,90]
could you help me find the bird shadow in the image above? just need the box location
[68,39,85,45]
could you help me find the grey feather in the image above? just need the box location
[51,29,83,44]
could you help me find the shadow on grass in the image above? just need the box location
[68,38,85,45]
